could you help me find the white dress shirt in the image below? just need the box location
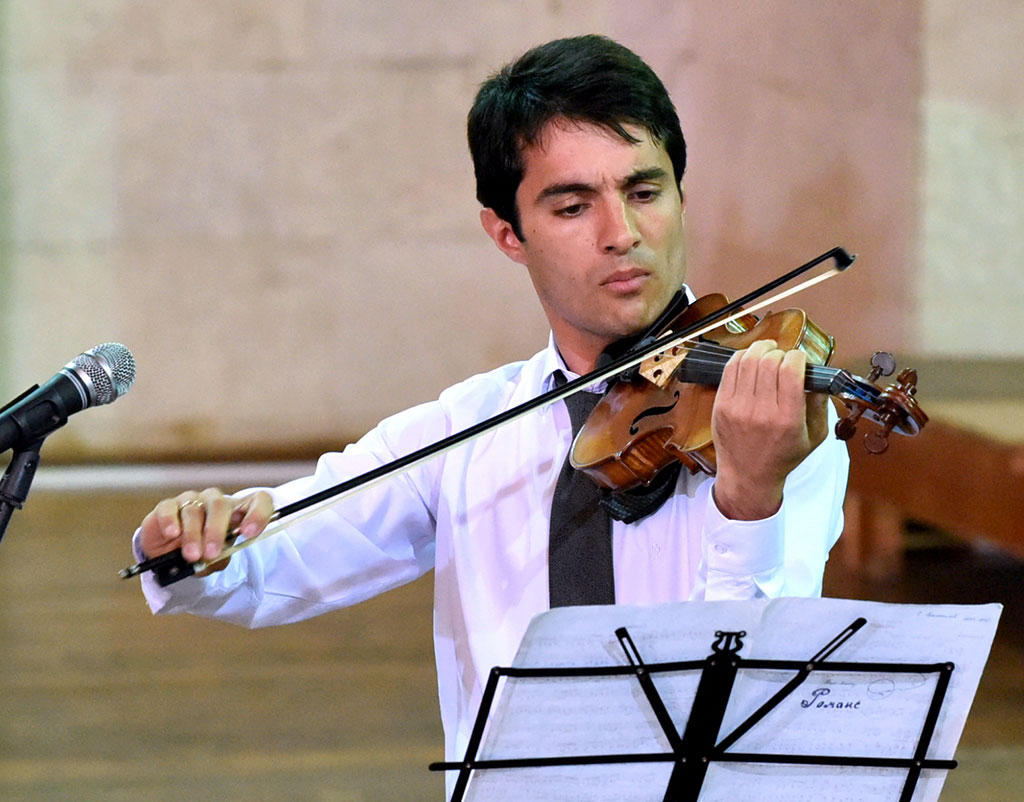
[138,335,849,766]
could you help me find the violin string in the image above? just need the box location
[672,354,842,381]
[666,358,854,392]
[653,342,850,384]
[649,345,871,398]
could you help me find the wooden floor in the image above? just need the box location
[0,483,1021,801]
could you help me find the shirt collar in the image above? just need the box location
[540,333,576,393]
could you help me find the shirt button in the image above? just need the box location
[713,543,728,555]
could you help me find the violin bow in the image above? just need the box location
[120,246,853,584]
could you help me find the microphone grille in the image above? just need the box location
[72,343,137,405]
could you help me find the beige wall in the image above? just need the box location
[0,1,1016,461]
[621,1,921,364]
[918,0,1024,357]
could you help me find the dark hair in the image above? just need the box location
[468,35,686,240]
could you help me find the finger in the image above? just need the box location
[198,488,232,561]
[752,347,786,401]
[806,391,830,448]
[176,492,207,563]
[727,339,777,402]
[139,497,183,557]
[721,339,776,399]
[151,496,184,541]
[774,349,808,414]
[718,347,742,397]
[230,491,275,539]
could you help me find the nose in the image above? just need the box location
[599,198,641,255]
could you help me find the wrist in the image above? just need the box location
[712,469,784,521]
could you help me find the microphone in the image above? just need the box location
[0,343,136,454]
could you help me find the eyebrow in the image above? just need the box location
[534,167,669,203]
[624,167,669,186]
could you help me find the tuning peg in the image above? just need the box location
[867,351,896,383]
[834,409,863,441]
[895,368,919,394]
[863,427,892,454]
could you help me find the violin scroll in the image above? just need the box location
[833,353,928,455]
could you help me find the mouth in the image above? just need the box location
[600,268,650,294]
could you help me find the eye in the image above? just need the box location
[630,187,661,202]
[555,203,587,218]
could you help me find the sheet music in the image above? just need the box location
[459,597,1001,802]
[713,598,1001,802]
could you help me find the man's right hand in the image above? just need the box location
[138,488,274,566]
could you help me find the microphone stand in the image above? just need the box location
[0,437,45,548]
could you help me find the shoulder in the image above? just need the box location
[372,348,549,448]
[436,348,549,420]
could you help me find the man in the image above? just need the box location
[134,35,848,769]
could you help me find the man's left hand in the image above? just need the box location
[710,339,829,520]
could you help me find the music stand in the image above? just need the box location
[430,598,1000,802]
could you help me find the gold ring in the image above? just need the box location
[180,499,205,511]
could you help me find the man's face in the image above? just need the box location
[484,118,686,370]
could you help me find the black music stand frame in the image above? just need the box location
[430,617,957,802]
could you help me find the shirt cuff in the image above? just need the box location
[130,528,148,563]
[703,482,785,581]
[131,527,212,614]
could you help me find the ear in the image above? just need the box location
[480,208,527,266]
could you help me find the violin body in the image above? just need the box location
[571,293,925,492]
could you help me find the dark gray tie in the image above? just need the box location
[547,373,685,607]
[548,377,615,607]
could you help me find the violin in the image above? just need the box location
[121,246,927,585]
[571,292,928,491]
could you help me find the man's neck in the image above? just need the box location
[552,334,608,377]
[552,288,691,376]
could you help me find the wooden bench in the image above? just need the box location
[837,359,1024,578]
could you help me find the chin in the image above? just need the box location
[589,300,663,342]
[609,317,652,341]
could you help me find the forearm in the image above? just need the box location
[135,402,446,627]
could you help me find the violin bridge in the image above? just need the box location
[638,345,689,388]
